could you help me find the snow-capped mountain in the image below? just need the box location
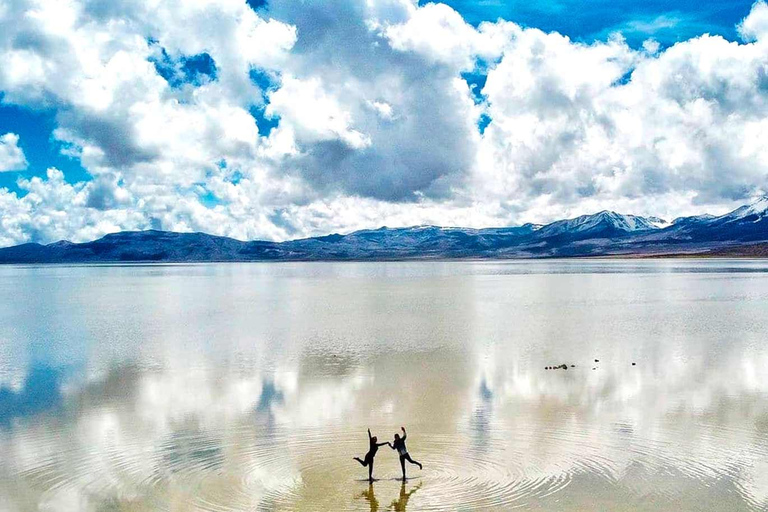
[671,214,716,225]
[653,195,768,245]
[715,196,768,224]
[1,197,767,262]
[536,211,669,238]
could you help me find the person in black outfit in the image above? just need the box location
[391,426,422,480]
[354,428,390,482]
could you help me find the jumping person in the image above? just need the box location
[391,426,422,480]
[354,428,390,482]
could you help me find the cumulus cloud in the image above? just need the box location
[0,0,767,245]
[380,2,514,69]
[0,133,27,172]
[739,1,768,41]
[267,74,372,149]
[0,168,146,247]
[475,12,768,220]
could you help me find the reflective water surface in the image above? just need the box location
[1,259,768,511]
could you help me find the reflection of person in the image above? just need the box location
[390,480,422,511]
[354,428,391,482]
[390,426,422,480]
[358,482,379,512]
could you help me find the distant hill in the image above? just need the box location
[1,197,767,263]
[695,243,768,258]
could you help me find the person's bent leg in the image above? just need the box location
[354,457,366,466]
[404,453,422,470]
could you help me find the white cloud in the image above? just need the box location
[380,2,513,69]
[0,132,27,172]
[475,15,768,221]
[267,75,372,149]
[367,100,395,120]
[0,0,768,245]
[739,1,768,41]
[642,38,660,54]
[0,168,147,247]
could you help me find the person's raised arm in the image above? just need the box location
[368,428,372,441]
[401,426,407,441]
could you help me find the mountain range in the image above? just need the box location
[2,196,768,263]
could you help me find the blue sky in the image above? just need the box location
[0,103,89,194]
[0,0,767,246]
[1,0,756,195]
[433,0,753,45]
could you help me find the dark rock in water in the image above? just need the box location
[632,362,636,366]
[592,367,596,370]
[594,359,600,363]
[561,364,568,370]
[570,365,575,368]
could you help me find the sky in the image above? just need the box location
[0,0,767,246]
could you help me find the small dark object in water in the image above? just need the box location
[570,365,575,368]
[594,359,599,363]
[561,364,568,370]
[632,363,636,366]
[592,367,596,370]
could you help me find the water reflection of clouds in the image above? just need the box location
[466,344,768,509]
[3,261,768,510]
[3,350,768,510]
[0,363,284,510]
[0,357,378,510]
[0,365,62,426]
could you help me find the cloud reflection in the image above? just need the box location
[0,365,62,426]
[1,261,768,510]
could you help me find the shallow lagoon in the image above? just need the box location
[1,259,768,511]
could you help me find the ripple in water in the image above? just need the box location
[7,416,768,511]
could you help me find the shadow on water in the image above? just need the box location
[357,481,422,512]
[470,378,493,454]
[256,379,284,413]
[0,365,62,426]
[390,481,422,511]
[358,483,379,512]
